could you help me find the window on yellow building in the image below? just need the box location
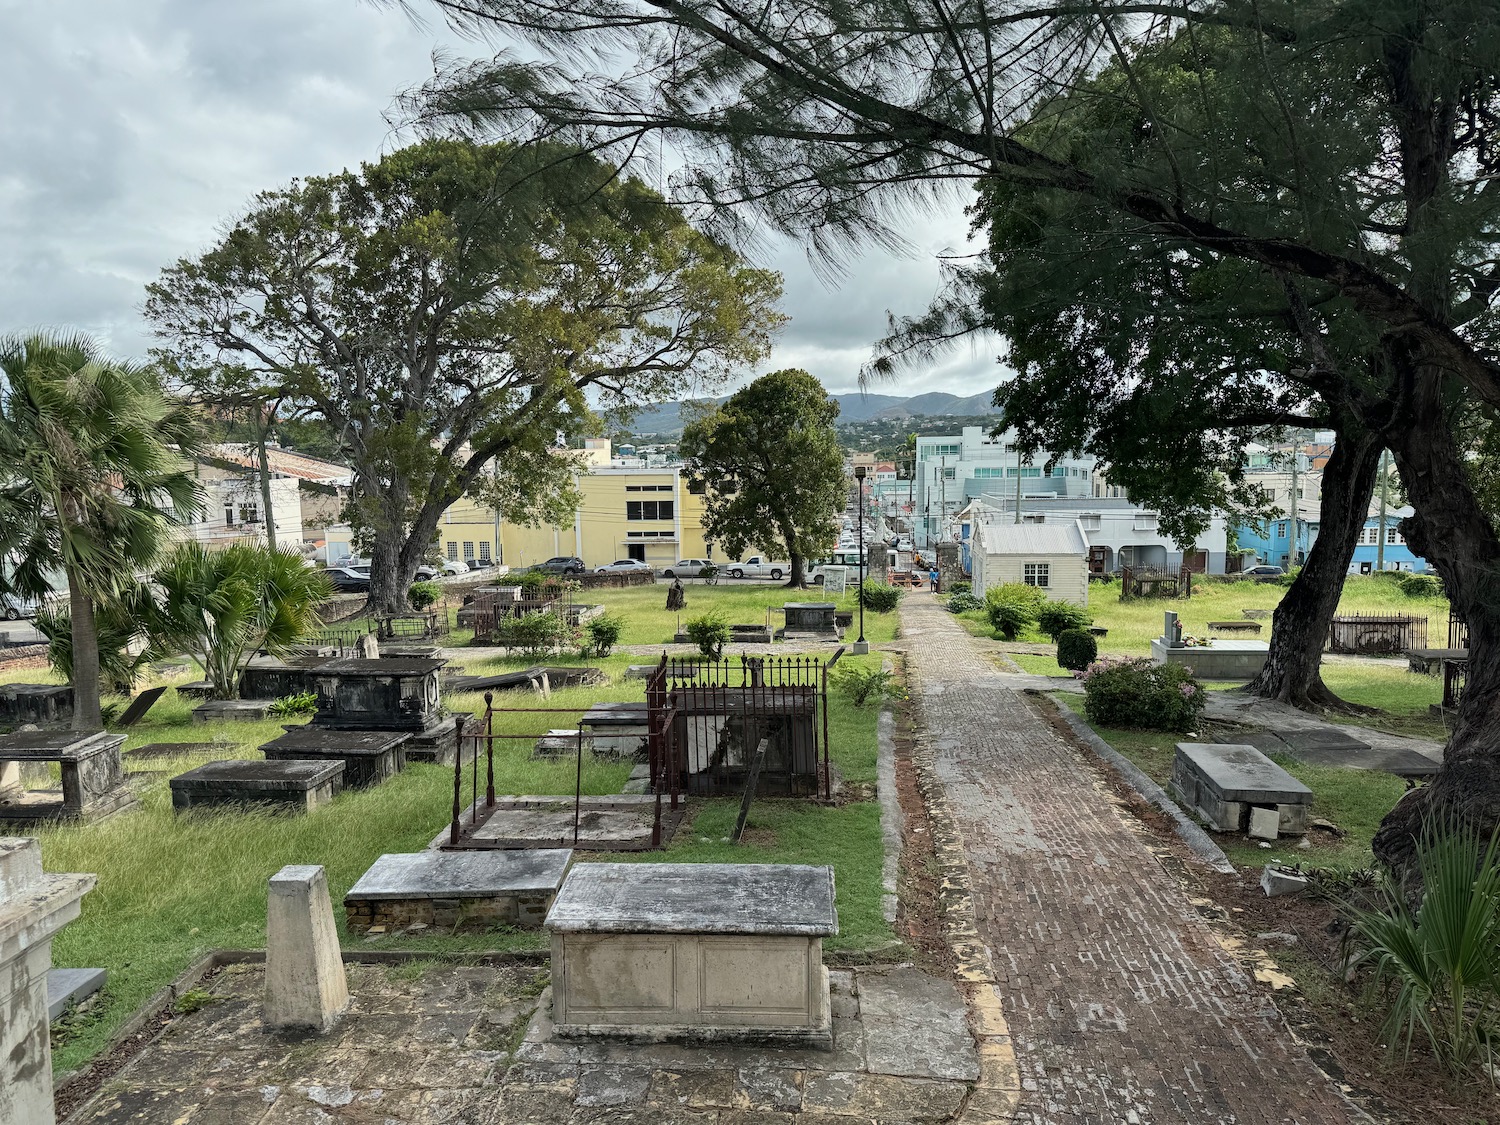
[627,500,674,520]
[446,542,458,561]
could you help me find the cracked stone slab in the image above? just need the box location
[858,966,979,1081]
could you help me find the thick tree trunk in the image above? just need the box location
[1372,366,1500,870]
[1243,425,1383,710]
[788,552,806,587]
[366,486,454,615]
[66,569,103,731]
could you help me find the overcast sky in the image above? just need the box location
[2,1,1005,399]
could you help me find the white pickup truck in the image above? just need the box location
[726,555,790,580]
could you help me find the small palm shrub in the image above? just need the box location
[407,580,442,610]
[583,613,624,658]
[268,691,319,717]
[1081,657,1204,732]
[1056,628,1098,672]
[833,664,895,708]
[946,591,984,614]
[858,580,903,612]
[984,582,1044,641]
[1343,819,1500,1077]
[686,612,729,660]
[1399,572,1443,599]
[1036,600,1092,641]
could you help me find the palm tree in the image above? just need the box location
[0,332,201,729]
[150,543,332,700]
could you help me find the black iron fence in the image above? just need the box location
[1326,614,1428,655]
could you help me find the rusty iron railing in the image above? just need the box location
[1326,614,1428,655]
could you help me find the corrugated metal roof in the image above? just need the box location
[973,520,1089,556]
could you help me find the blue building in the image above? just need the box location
[1235,504,1427,573]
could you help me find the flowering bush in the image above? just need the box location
[1081,657,1206,732]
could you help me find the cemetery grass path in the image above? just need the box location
[899,592,1362,1125]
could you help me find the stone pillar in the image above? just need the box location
[264,864,348,1033]
[935,542,963,592]
[866,544,889,584]
[0,838,96,1125]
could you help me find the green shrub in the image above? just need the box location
[494,609,574,656]
[515,570,548,595]
[949,580,972,596]
[686,612,730,660]
[1035,600,1092,641]
[833,665,895,708]
[1277,565,1302,587]
[857,580,903,612]
[1081,657,1205,732]
[1399,572,1443,598]
[268,691,319,717]
[946,591,984,614]
[583,613,624,658]
[407,580,442,611]
[1056,629,1098,672]
[984,582,1044,641]
[1343,820,1500,1076]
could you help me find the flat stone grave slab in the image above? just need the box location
[858,966,978,1081]
[533,729,589,759]
[781,602,840,635]
[191,698,273,723]
[580,702,651,760]
[437,794,685,852]
[0,683,74,724]
[0,729,134,822]
[260,727,410,789]
[403,714,461,765]
[126,741,223,761]
[546,862,838,1046]
[1171,742,1313,835]
[344,848,572,932]
[170,758,346,813]
[47,966,107,1020]
[1218,729,1439,778]
[1151,637,1269,680]
[309,656,446,733]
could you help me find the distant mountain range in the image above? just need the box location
[621,390,999,436]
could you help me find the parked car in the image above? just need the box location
[531,556,585,576]
[661,558,715,578]
[467,558,495,570]
[325,566,371,592]
[1242,564,1286,577]
[727,556,788,580]
[595,559,653,575]
[0,592,41,620]
[442,559,471,576]
[414,564,439,581]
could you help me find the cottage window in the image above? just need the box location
[1023,563,1050,588]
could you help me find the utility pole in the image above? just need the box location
[1014,446,1023,524]
[1377,448,1390,572]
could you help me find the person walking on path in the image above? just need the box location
[898,590,1359,1125]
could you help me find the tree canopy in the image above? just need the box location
[147,137,783,611]
[679,369,845,586]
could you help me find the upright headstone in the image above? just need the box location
[1163,610,1182,647]
[0,838,95,1125]
[264,864,348,1033]
[355,632,380,660]
[866,543,889,584]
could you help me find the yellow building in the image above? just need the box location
[440,453,715,571]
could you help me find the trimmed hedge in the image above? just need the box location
[1056,628,1098,672]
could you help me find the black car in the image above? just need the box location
[532,556,585,575]
[325,566,371,592]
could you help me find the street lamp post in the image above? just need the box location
[854,466,868,655]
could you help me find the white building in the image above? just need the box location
[183,460,303,549]
[964,497,1234,574]
[915,427,1096,546]
[970,518,1090,605]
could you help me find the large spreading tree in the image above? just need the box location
[399,0,1500,865]
[0,333,201,729]
[147,138,782,613]
[679,369,844,586]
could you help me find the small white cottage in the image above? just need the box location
[970,519,1090,605]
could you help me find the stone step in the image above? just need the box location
[47,967,107,1021]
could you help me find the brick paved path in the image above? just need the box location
[901,594,1359,1125]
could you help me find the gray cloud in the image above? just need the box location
[2,1,1005,398]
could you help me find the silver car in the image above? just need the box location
[661,558,714,578]
[596,559,653,574]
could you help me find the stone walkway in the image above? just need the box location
[900,593,1361,1125]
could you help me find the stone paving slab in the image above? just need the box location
[68,959,973,1124]
[858,967,978,1081]
[899,593,1361,1125]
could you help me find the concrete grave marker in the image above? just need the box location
[265,864,348,1033]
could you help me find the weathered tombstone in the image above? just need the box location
[264,864,348,1033]
[1162,610,1182,647]
[355,632,380,659]
[0,729,135,824]
[0,837,95,1125]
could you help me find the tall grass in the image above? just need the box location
[1344,820,1500,1078]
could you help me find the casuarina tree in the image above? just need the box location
[147,138,782,614]
[679,369,844,587]
[0,332,201,729]
[397,0,1500,868]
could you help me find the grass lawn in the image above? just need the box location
[1051,693,1407,873]
[947,575,1452,738]
[10,593,894,1074]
